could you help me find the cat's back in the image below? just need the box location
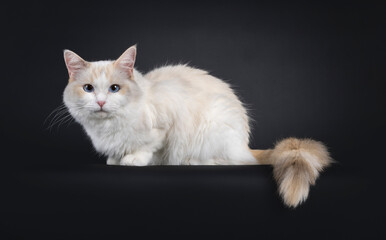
[144,64,232,94]
[144,64,208,82]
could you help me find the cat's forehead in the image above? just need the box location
[87,61,116,84]
[89,61,114,77]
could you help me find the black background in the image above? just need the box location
[1,1,385,239]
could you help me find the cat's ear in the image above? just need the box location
[115,45,137,80]
[63,50,88,80]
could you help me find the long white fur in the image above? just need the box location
[63,47,256,166]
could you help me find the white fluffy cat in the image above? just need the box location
[63,45,331,207]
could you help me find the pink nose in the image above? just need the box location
[97,101,106,108]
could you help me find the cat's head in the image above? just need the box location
[63,45,143,122]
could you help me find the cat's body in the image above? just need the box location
[63,45,331,207]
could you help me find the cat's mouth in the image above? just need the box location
[93,109,110,116]
[95,109,107,113]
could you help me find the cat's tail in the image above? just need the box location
[250,138,332,207]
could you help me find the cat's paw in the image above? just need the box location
[120,152,152,166]
[120,155,148,166]
[107,157,120,165]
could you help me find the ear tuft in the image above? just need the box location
[115,45,137,79]
[63,50,88,79]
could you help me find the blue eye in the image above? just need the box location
[109,84,120,93]
[83,84,94,92]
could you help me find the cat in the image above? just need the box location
[63,45,332,207]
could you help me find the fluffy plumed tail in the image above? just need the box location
[250,138,332,207]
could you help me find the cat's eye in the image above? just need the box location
[83,84,94,93]
[109,84,120,93]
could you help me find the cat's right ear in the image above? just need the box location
[63,50,88,80]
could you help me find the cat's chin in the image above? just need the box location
[90,110,111,119]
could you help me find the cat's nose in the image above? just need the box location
[97,101,106,108]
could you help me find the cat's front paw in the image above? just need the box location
[107,157,120,165]
[120,152,152,166]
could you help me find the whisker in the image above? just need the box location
[65,118,76,128]
[43,104,67,126]
[47,110,69,130]
[47,111,72,131]
[57,114,74,128]
[45,104,89,131]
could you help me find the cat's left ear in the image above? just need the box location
[115,45,137,80]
